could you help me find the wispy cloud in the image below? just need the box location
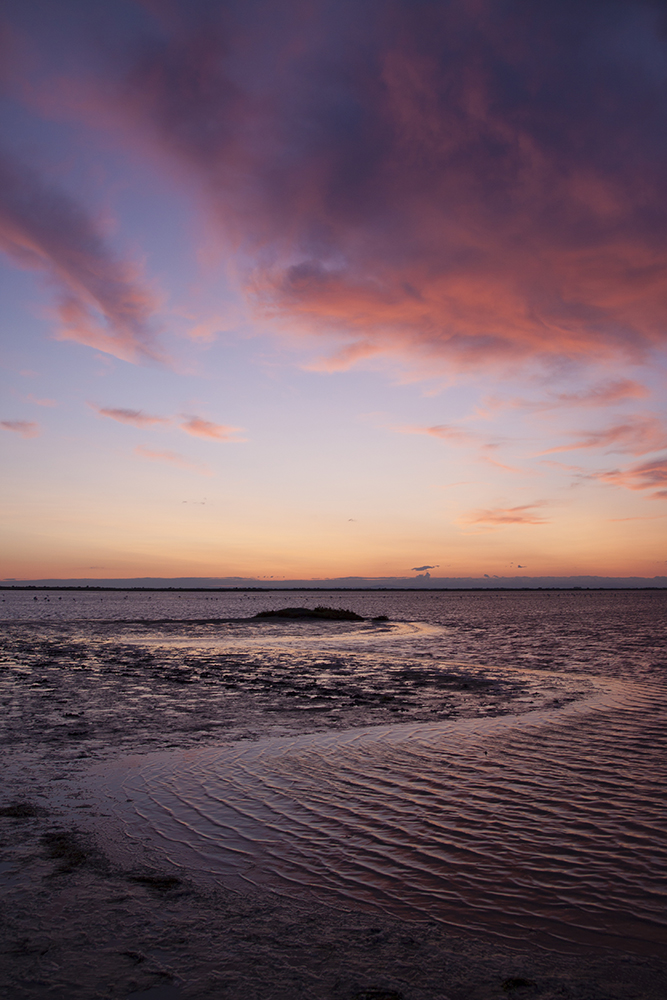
[89,404,243,440]
[464,502,549,526]
[395,423,528,473]
[134,445,210,475]
[396,423,480,445]
[180,416,244,442]
[1,419,39,438]
[552,378,650,407]
[90,404,169,428]
[306,341,382,373]
[479,455,526,475]
[607,515,667,522]
[26,394,56,407]
[539,459,586,472]
[546,380,649,408]
[185,319,220,344]
[423,424,480,445]
[541,418,667,458]
[0,149,162,364]
[594,457,667,497]
[498,380,651,413]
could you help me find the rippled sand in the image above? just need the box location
[1,590,666,999]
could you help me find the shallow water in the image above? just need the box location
[3,588,666,957]
[98,670,666,957]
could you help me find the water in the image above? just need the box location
[2,588,666,955]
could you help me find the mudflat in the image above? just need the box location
[1,617,665,1000]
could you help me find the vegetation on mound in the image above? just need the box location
[254,605,364,621]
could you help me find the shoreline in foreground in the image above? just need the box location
[1,615,665,1000]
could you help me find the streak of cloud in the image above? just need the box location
[397,424,480,445]
[480,456,526,475]
[0,149,162,363]
[26,394,56,407]
[607,515,666,522]
[595,457,667,497]
[1,419,39,437]
[134,444,210,475]
[424,425,481,445]
[547,381,650,408]
[397,424,526,472]
[465,503,549,526]
[498,380,651,413]
[90,404,170,427]
[542,418,667,458]
[179,416,244,441]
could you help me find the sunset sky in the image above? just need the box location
[1,0,667,582]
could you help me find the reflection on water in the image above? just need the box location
[100,673,666,957]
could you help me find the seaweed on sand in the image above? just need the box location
[42,830,92,874]
[0,802,48,818]
[127,873,183,893]
[352,991,404,1000]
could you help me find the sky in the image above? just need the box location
[1,0,667,583]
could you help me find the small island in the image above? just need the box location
[254,605,365,621]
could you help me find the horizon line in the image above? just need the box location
[3,573,667,591]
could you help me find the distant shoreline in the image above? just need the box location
[2,584,667,592]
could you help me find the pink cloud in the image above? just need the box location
[394,424,530,472]
[595,458,667,497]
[480,456,526,475]
[0,150,162,364]
[542,418,667,458]
[11,2,667,379]
[180,416,244,441]
[306,340,383,372]
[539,459,585,473]
[134,445,210,475]
[26,394,56,407]
[1,419,39,438]
[102,4,667,373]
[500,380,651,413]
[395,425,527,471]
[464,502,549,526]
[90,404,169,427]
[397,423,479,445]
[186,321,219,344]
[607,515,667,522]
[548,380,649,408]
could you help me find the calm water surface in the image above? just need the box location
[3,588,666,955]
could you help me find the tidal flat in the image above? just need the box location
[1,589,666,999]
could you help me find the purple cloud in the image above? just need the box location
[0,149,162,363]
[1,419,39,438]
[90,404,169,427]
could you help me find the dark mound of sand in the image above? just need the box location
[254,605,364,621]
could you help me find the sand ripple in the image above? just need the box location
[98,672,667,957]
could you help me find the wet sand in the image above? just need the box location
[1,621,665,1000]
